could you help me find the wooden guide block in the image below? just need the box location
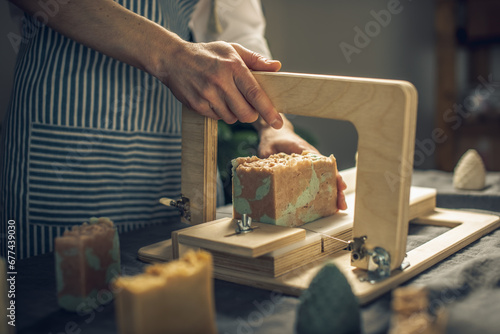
[171,218,224,261]
[208,238,323,277]
[177,217,306,258]
[152,186,436,279]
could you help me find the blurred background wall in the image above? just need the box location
[262,0,436,170]
[261,0,500,171]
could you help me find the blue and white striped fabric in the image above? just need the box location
[0,0,200,259]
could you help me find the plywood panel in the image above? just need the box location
[181,107,218,225]
[177,217,306,258]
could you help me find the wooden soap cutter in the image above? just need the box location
[141,72,500,304]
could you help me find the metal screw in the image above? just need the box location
[235,214,254,234]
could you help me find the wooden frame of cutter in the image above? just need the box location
[143,72,499,304]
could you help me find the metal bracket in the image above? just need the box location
[359,247,392,284]
[235,214,254,234]
[347,236,367,261]
[347,236,400,284]
[159,196,191,222]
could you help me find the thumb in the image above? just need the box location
[231,43,281,72]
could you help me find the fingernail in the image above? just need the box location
[270,117,283,129]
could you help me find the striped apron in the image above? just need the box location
[0,0,200,259]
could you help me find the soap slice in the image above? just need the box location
[232,152,338,227]
[55,217,120,311]
[113,250,216,334]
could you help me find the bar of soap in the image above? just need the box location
[453,149,486,190]
[389,286,448,334]
[113,250,216,334]
[232,152,338,227]
[55,217,120,311]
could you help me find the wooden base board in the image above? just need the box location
[183,209,500,304]
[138,239,174,264]
[139,208,499,304]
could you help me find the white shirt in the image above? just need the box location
[189,0,272,58]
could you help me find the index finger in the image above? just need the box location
[233,69,283,129]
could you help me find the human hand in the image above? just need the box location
[154,40,283,128]
[336,174,347,211]
[257,123,317,158]
[257,123,348,211]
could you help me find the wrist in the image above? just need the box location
[143,27,187,81]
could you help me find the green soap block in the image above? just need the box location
[232,152,338,227]
[296,263,361,334]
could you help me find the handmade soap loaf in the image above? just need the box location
[55,217,120,311]
[232,152,338,227]
[113,250,216,334]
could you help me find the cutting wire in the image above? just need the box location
[301,227,350,246]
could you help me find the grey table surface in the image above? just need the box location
[15,170,500,334]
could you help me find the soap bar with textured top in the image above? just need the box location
[113,250,216,334]
[55,217,120,312]
[232,152,338,227]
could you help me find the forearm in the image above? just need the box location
[8,0,284,128]
[8,0,182,75]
